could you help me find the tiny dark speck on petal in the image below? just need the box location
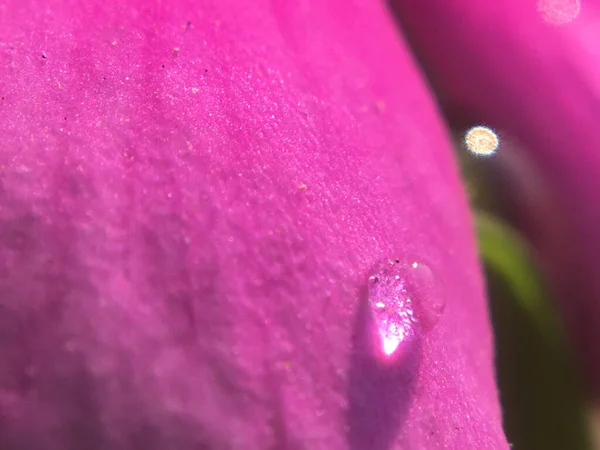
[41,52,47,59]
[161,64,165,68]
[204,68,208,72]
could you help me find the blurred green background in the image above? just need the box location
[456,130,594,450]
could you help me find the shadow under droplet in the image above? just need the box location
[346,285,421,450]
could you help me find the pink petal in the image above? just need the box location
[391,0,600,397]
[0,0,507,448]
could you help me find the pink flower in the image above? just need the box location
[0,0,541,448]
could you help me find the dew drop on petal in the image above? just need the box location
[367,258,445,358]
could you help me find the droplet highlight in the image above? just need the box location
[367,258,444,357]
[538,0,580,25]
[465,126,499,157]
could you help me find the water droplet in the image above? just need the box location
[367,258,444,357]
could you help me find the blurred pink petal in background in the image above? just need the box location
[391,0,600,399]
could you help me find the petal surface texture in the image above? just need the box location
[0,0,508,448]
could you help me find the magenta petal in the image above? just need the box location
[391,0,600,397]
[0,1,507,448]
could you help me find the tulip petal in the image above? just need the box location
[0,1,507,448]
